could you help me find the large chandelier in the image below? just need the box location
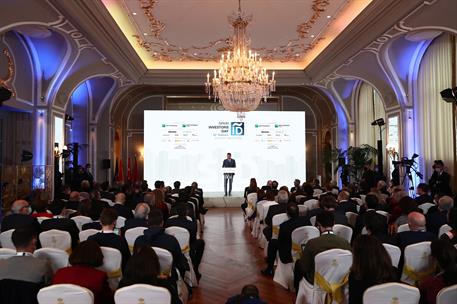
[204,0,276,119]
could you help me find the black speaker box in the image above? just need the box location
[101,159,111,169]
[0,86,12,103]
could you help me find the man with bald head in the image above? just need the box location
[122,202,150,235]
[426,195,454,236]
[1,199,40,233]
[113,192,133,219]
[396,211,436,251]
[66,191,81,210]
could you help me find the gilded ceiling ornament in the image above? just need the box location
[0,48,15,95]
[297,0,331,38]
[140,0,165,38]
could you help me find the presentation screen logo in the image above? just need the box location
[230,122,245,136]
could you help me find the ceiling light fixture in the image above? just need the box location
[204,0,276,120]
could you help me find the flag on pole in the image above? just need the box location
[118,159,124,182]
[133,156,139,183]
[127,157,132,182]
[113,158,119,183]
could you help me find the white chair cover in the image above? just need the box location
[295,195,305,203]
[360,195,366,204]
[0,248,16,259]
[116,216,126,229]
[397,223,410,233]
[401,241,435,286]
[333,225,353,243]
[313,189,323,196]
[436,284,457,304]
[418,203,435,215]
[352,198,363,206]
[36,216,52,224]
[376,210,390,222]
[383,243,401,267]
[310,216,316,226]
[34,248,69,273]
[295,276,314,304]
[312,249,352,304]
[272,213,289,240]
[152,247,173,277]
[100,198,114,206]
[0,229,15,249]
[39,229,72,253]
[37,284,94,304]
[78,229,99,242]
[245,192,258,218]
[363,282,420,304]
[303,199,319,212]
[71,215,92,231]
[125,227,147,253]
[98,247,122,290]
[298,205,308,217]
[361,227,368,235]
[291,226,320,262]
[438,224,452,238]
[168,215,193,221]
[114,284,171,304]
[345,212,358,228]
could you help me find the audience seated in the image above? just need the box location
[396,212,436,252]
[122,202,150,235]
[297,183,316,205]
[440,207,457,244]
[40,203,79,249]
[263,190,289,241]
[426,196,453,236]
[354,194,379,235]
[364,211,395,245]
[52,240,114,304]
[134,209,190,278]
[31,193,53,219]
[335,190,358,214]
[226,284,266,304]
[144,191,169,220]
[118,246,182,304]
[0,227,52,284]
[348,235,398,304]
[87,208,131,270]
[294,210,351,289]
[415,183,433,205]
[1,200,40,233]
[65,191,81,210]
[419,239,457,304]
[112,193,133,219]
[306,194,349,226]
[393,196,419,227]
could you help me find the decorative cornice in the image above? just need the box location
[0,48,15,95]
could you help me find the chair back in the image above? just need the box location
[100,198,114,206]
[436,284,457,304]
[295,195,305,203]
[78,229,99,242]
[98,247,122,290]
[401,241,435,285]
[37,284,94,304]
[313,189,323,196]
[116,216,126,229]
[345,212,358,228]
[303,199,319,212]
[0,279,42,304]
[34,248,69,273]
[0,248,16,259]
[298,205,308,217]
[272,213,289,240]
[310,216,316,226]
[438,224,452,238]
[165,226,190,254]
[375,210,390,222]
[313,249,352,304]
[418,203,435,215]
[333,224,353,243]
[258,201,277,222]
[246,192,258,217]
[0,229,15,249]
[125,227,147,253]
[168,215,193,221]
[114,284,171,304]
[363,282,420,304]
[36,217,51,224]
[152,247,173,277]
[291,226,320,262]
[39,229,71,253]
[382,243,401,267]
[397,223,410,233]
[352,198,363,206]
[71,215,92,231]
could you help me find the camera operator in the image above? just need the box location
[429,160,452,197]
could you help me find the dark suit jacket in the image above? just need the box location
[395,230,436,252]
[53,266,114,304]
[112,204,133,219]
[307,208,349,226]
[222,158,236,168]
[100,191,115,202]
[82,221,102,231]
[0,214,40,233]
[165,216,197,245]
[121,218,148,235]
[429,171,452,196]
[265,204,287,227]
[40,218,79,248]
[426,210,448,236]
[336,200,358,214]
[414,194,433,205]
[65,200,80,211]
[88,232,131,270]
[278,216,311,264]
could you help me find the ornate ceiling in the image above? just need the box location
[101,0,372,69]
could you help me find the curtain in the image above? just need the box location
[417,33,455,181]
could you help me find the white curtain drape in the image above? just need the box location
[417,33,455,181]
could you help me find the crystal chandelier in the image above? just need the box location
[204,0,276,120]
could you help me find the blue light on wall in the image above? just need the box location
[70,81,90,165]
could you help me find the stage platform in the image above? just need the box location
[204,192,244,208]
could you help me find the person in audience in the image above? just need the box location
[0,227,52,284]
[396,212,436,252]
[66,191,81,210]
[100,181,115,201]
[165,202,205,280]
[441,207,457,244]
[429,160,452,197]
[426,195,454,236]
[263,190,289,241]
[419,239,457,304]
[242,178,260,211]
[312,179,323,191]
[335,190,358,214]
[144,191,169,220]
[364,211,395,244]
[349,235,398,304]
[118,246,182,304]
[354,194,379,235]
[31,192,53,219]
[393,196,419,227]
[297,183,316,205]
[291,179,301,194]
[307,193,349,226]
[40,202,80,249]
[415,183,433,205]
[262,202,310,276]
[270,180,279,196]
[1,199,40,233]
[361,162,377,193]
[87,208,130,270]
[134,209,189,278]
[294,211,351,289]
[261,180,273,191]
[122,202,150,235]
[112,192,133,219]
[171,181,181,195]
[226,284,266,304]
[52,240,113,304]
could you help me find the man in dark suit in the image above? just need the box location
[429,160,452,196]
[294,211,351,289]
[396,212,436,252]
[112,193,133,220]
[307,194,349,226]
[263,190,289,241]
[165,203,205,279]
[262,202,310,276]
[1,200,40,233]
[426,196,453,236]
[222,152,236,196]
[121,203,150,235]
[88,208,130,270]
[414,183,433,205]
[335,190,358,214]
[65,191,81,211]
[134,209,189,278]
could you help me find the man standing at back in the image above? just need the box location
[222,152,236,196]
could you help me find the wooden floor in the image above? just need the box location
[189,208,296,304]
